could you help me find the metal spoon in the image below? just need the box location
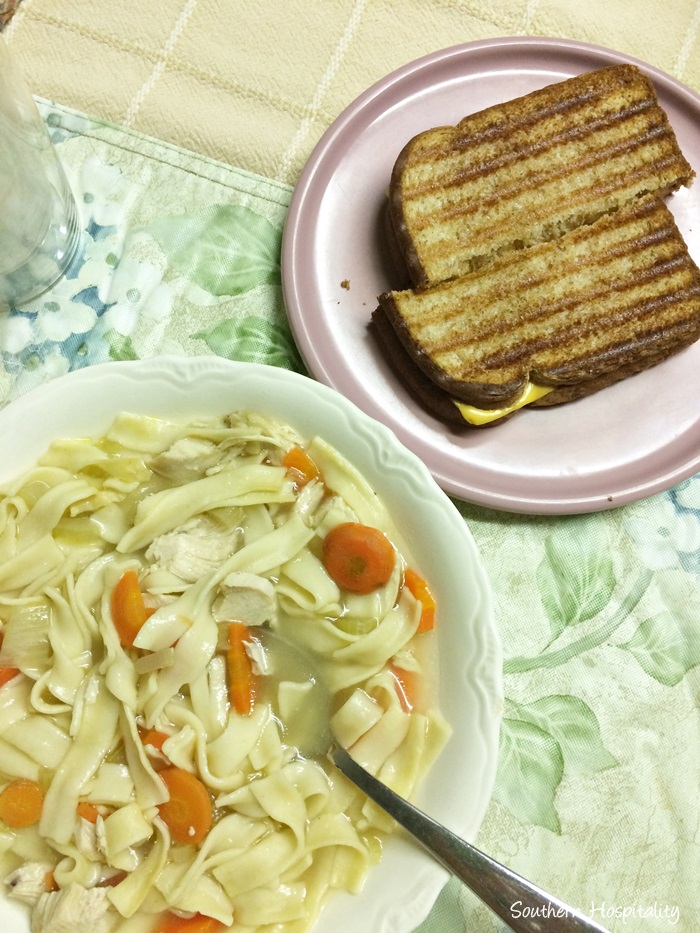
[331,746,611,933]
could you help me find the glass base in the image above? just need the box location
[0,179,81,309]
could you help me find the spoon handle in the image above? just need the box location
[331,747,610,933]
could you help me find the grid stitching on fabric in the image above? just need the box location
[12,2,328,126]
[123,0,198,127]
[274,0,369,182]
[7,6,160,60]
[674,0,700,80]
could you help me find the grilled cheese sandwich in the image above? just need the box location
[374,64,699,426]
[375,196,700,425]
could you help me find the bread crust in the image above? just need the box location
[377,288,525,407]
[371,306,473,424]
[372,303,700,427]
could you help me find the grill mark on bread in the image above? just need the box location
[371,302,697,424]
[378,197,700,406]
[422,155,683,276]
[388,64,695,287]
[453,94,654,150]
[428,271,699,376]
[422,244,693,349]
[405,66,654,161]
[472,283,700,378]
[377,66,700,421]
[406,198,679,336]
[407,124,675,229]
[424,257,683,354]
[404,100,661,198]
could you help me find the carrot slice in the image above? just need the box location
[157,767,212,846]
[0,778,44,828]
[322,522,395,594]
[403,568,436,633]
[97,870,127,888]
[0,667,19,687]
[282,445,321,488]
[154,913,224,933]
[389,662,419,714]
[111,569,150,648]
[77,801,101,824]
[139,728,169,752]
[227,622,256,716]
[139,728,170,771]
[44,871,58,893]
[0,630,19,687]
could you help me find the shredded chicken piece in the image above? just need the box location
[244,633,269,675]
[74,814,104,862]
[4,862,53,906]
[31,883,111,933]
[294,478,326,525]
[224,410,302,450]
[146,515,241,582]
[212,571,276,626]
[149,436,220,483]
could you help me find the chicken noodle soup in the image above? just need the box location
[0,411,450,933]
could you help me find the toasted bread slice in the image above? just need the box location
[388,64,695,287]
[371,302,699,426]
[377,196,700,415]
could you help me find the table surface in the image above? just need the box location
[4,3,700,932]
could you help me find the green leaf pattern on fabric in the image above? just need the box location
[105,329,139,362]
[495,695,617,835]
[194,314,305,372]
[489,506,700,835]
[507,695,618,775]
[147,204,282,297]
[493,718,564,834]
[536,524,616,641]
[619,610,700,686]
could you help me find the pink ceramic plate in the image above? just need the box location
[282,37,700,514]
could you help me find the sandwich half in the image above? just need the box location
[388,64,695,288]
[375,196,700,426]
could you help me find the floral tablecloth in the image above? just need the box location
[2,100,698,933]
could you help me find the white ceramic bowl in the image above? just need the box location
[0,356,502,933]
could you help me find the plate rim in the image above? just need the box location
[0,356,503,933]
[282,35,700,515]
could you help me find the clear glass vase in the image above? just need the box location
[0,34,80,308]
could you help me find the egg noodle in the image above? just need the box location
[0,410,450,932]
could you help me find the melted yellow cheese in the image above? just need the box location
[453,382,554,425]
